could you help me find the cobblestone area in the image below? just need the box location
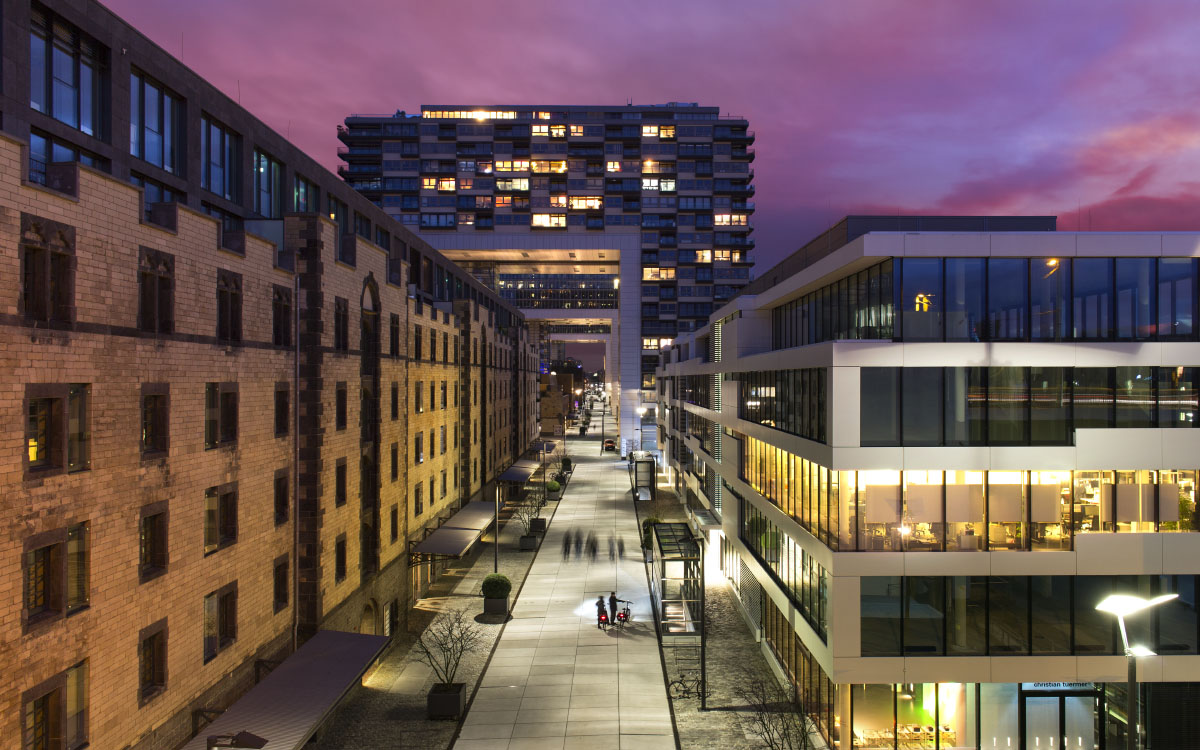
[311,474,566,749]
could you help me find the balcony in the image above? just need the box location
[336,125,380,143]
[338,164,381,179]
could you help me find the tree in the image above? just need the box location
[734,670,815,750]
[413,609,485,686]
[512,490,543,537]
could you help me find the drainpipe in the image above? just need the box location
[292,263,301,653]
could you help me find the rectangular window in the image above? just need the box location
[274,383,289,437]
[202,583,237,662]
[1073,368,1114,429]
[204,382,238,448]
[203,486,237,554]
[414,483,424,516]
[336,382,347,430]
[138,622,167,703]
[987,258,1028,340]
[1158,258,1196,338]
[138,248,174,334]
[901,368,943,446]
[391,382,399,421]
[390,506,399,542]
[1073,257,1113,339]
[1158,367,1198,428]
[1115,257,1155,340]
[22,232,75,326]
[253,149,283,218]
[1030,367,1071,444]
[859,368,900,446]
[1030,257,1070,341]
[415,380,424,413]
[389,314,400,357]
[334,297,349,351]
[141,383,169,455]
[440,425,446,455]
[139,505,167,581]
[328,196,352,264]
[216,269,242,343]
[27,395,61,471]
[274,469,289,525]
[1116,366,1155,428]
[23,660,89,749]
[273,285,292,346]
[130,70,179,172]
[391,443,399,481]
[335,536,347,582]
[31,6,104,137]
[988,367,1029,444]
[293,175,318,212]
[415,434,424,464]
[200,115,241,201]
[335,459,347,506]
[273,556,288,612]
[441,381,447,410]
[900,258,942,341]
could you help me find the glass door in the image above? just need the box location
[1025,696,1059,748]
[1022,693,1099,750]
[1062,695,1097,749]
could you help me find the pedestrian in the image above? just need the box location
[609,592,619,626]
[617,538,625,558]
[608,536,615,560]
[562,529,572,560]
[586,532,598,561]
[574,530,583,558]
[595,595,608,630]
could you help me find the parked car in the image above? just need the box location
[603,439,617,452]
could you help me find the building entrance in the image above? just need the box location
[1019,687,1099,750]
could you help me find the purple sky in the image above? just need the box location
[107,0,1200,273]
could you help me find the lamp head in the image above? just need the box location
[636,407,647,417]
[1128,644,1157,657]
[1095,593,1178,618]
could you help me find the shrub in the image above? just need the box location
[482,573,512,599]
[641,516,662,549]
[562,456,573,471]
[545,479,561,493]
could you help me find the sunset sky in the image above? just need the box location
[107,0,1200,272]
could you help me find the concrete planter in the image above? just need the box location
[427,683,467,720]
[519,534,538,551]
[484,596,509,615]
[530,517,547,534]
[547,489,562,501]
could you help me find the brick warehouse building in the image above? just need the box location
[0,1,538,749]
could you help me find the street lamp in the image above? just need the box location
[1095,592,1178,749]
[635,406,647,453]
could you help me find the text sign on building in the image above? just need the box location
[1022,683,1095,691]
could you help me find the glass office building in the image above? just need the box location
[658,216,1200,749]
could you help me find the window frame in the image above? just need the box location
[202,581,238,663]
[137,618,168,705]
[138,247,175,334]
[140,382,169,457]
[203,484,238,555]
[216,269,243,344]
[138,501,168,582]
[253,148,284,218]
[204,382,238,449]
[130,69,180,173]
[272,285,292,347]
[273,554,289,613]
[274,468,289,526]
[200,114,241,201]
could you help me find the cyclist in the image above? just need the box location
[595,595,608,630]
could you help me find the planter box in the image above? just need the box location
[530,517,547,534]
[547,490,562,501]
[484,596,509,615]
[519,534,538,551]
[427,682,467,720]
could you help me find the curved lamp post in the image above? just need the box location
[635,406,647,453]
[1095,592,1178,749]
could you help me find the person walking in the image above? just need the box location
[595,595,608,630]
[586,532,598,561]
[562,529,572,560]
[617,537,626,558]
[607,535,615,561]
[574,530,583,559]
[609,592,619,627]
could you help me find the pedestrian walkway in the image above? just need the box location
[454,434,674,750]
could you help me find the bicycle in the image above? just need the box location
[667,671,710,699]
[611,599,632,630]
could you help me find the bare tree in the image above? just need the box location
[413,609,485,686]
[734,670,814,750]
[512,490,542,536]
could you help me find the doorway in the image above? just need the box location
[1020,690,1099,750]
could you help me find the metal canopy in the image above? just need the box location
[653,522,702,560]
[414,527,482,557]
[531,440,558,454]
[497,461,538,484]
[180,630,388,750]
[442,502,497,532]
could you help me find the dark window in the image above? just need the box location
[904,576,944,654]
[414,433,424,464]
[329,196,351,264]
[988,575,1030,654]
[253,149,283,218]
[986,258,1028,340]
[22,238,75,325]
[945,576,987,655]
[30,6,105,137]
[1158,367,1197,428]
[390,382,399,421]
[334,297,349,352]
[216,270,242,343]
[273,556,288,612]
[1073,368,1114,428]
[27,395,61,471]
[293,175,318,212]
[335,536,347,582]
[859,368,900,446]
[1073,257,1113,339]
[1030,367,1070,444]
[203,485,237,554]
[273,285,292,346]
[900,258,942,341]
[204,383,237,448]
[901,368,942,446]
[414,483,423,516]
[1158,258,1196,338]
[1030,576,1071,655]
[336,459,347,506]
[274,470,289,525]
[390,506,399,542]
[130,172,184,222]
[390,313,400,357]
[355,212,371,239]
[860,576,902,656]
[1115,257,1155,340]
[414,324,422,359]
[130,70,179,172]
[415,380,423,413]
[391,443,398,481]
[274,384,289,437]
[944,258,985,341]
[1030,257,1070,341]
[1116,366,1155,428]
[988,367,1029,445]
[138,248,174,334]
[23,522,89,627]
[944,366,987,446]
[336,382,347,430]
[429,329,436,361]
[139,505,167,581]
[23,660,89,750]
[138,620,167,703]
[202,582,237,662]
[200,115,241,201]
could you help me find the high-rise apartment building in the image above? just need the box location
[0,2,537,748]
[658,215,1200,748]
[340,104,754,451]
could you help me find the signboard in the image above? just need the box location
[1021,683,1094,692]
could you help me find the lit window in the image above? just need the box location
[642,178,659,191]
[457,212,474,226]
[607,161,621,173]
[695,249,712,263]
[660,125,676,139]
[532,125,548,136]
[495,196,512,208]
[714,214,748,226]
[536,111,552,120]
[714,250,731,262]
[477,161,493,174]
[458,178,473,190]
[568,196,603,210]
[531,214,566,228]
[569,124,584,137]
[660,178,676,192]
[642,125,660,137]
[422,177,436,190]
[550,125,566,138]
[437,178,455,191]
[549,195,567,208]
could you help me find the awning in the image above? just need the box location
[497,460,538,483]
[531,440,558,454]
[411,502,498,559]
[181,630,388,750]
